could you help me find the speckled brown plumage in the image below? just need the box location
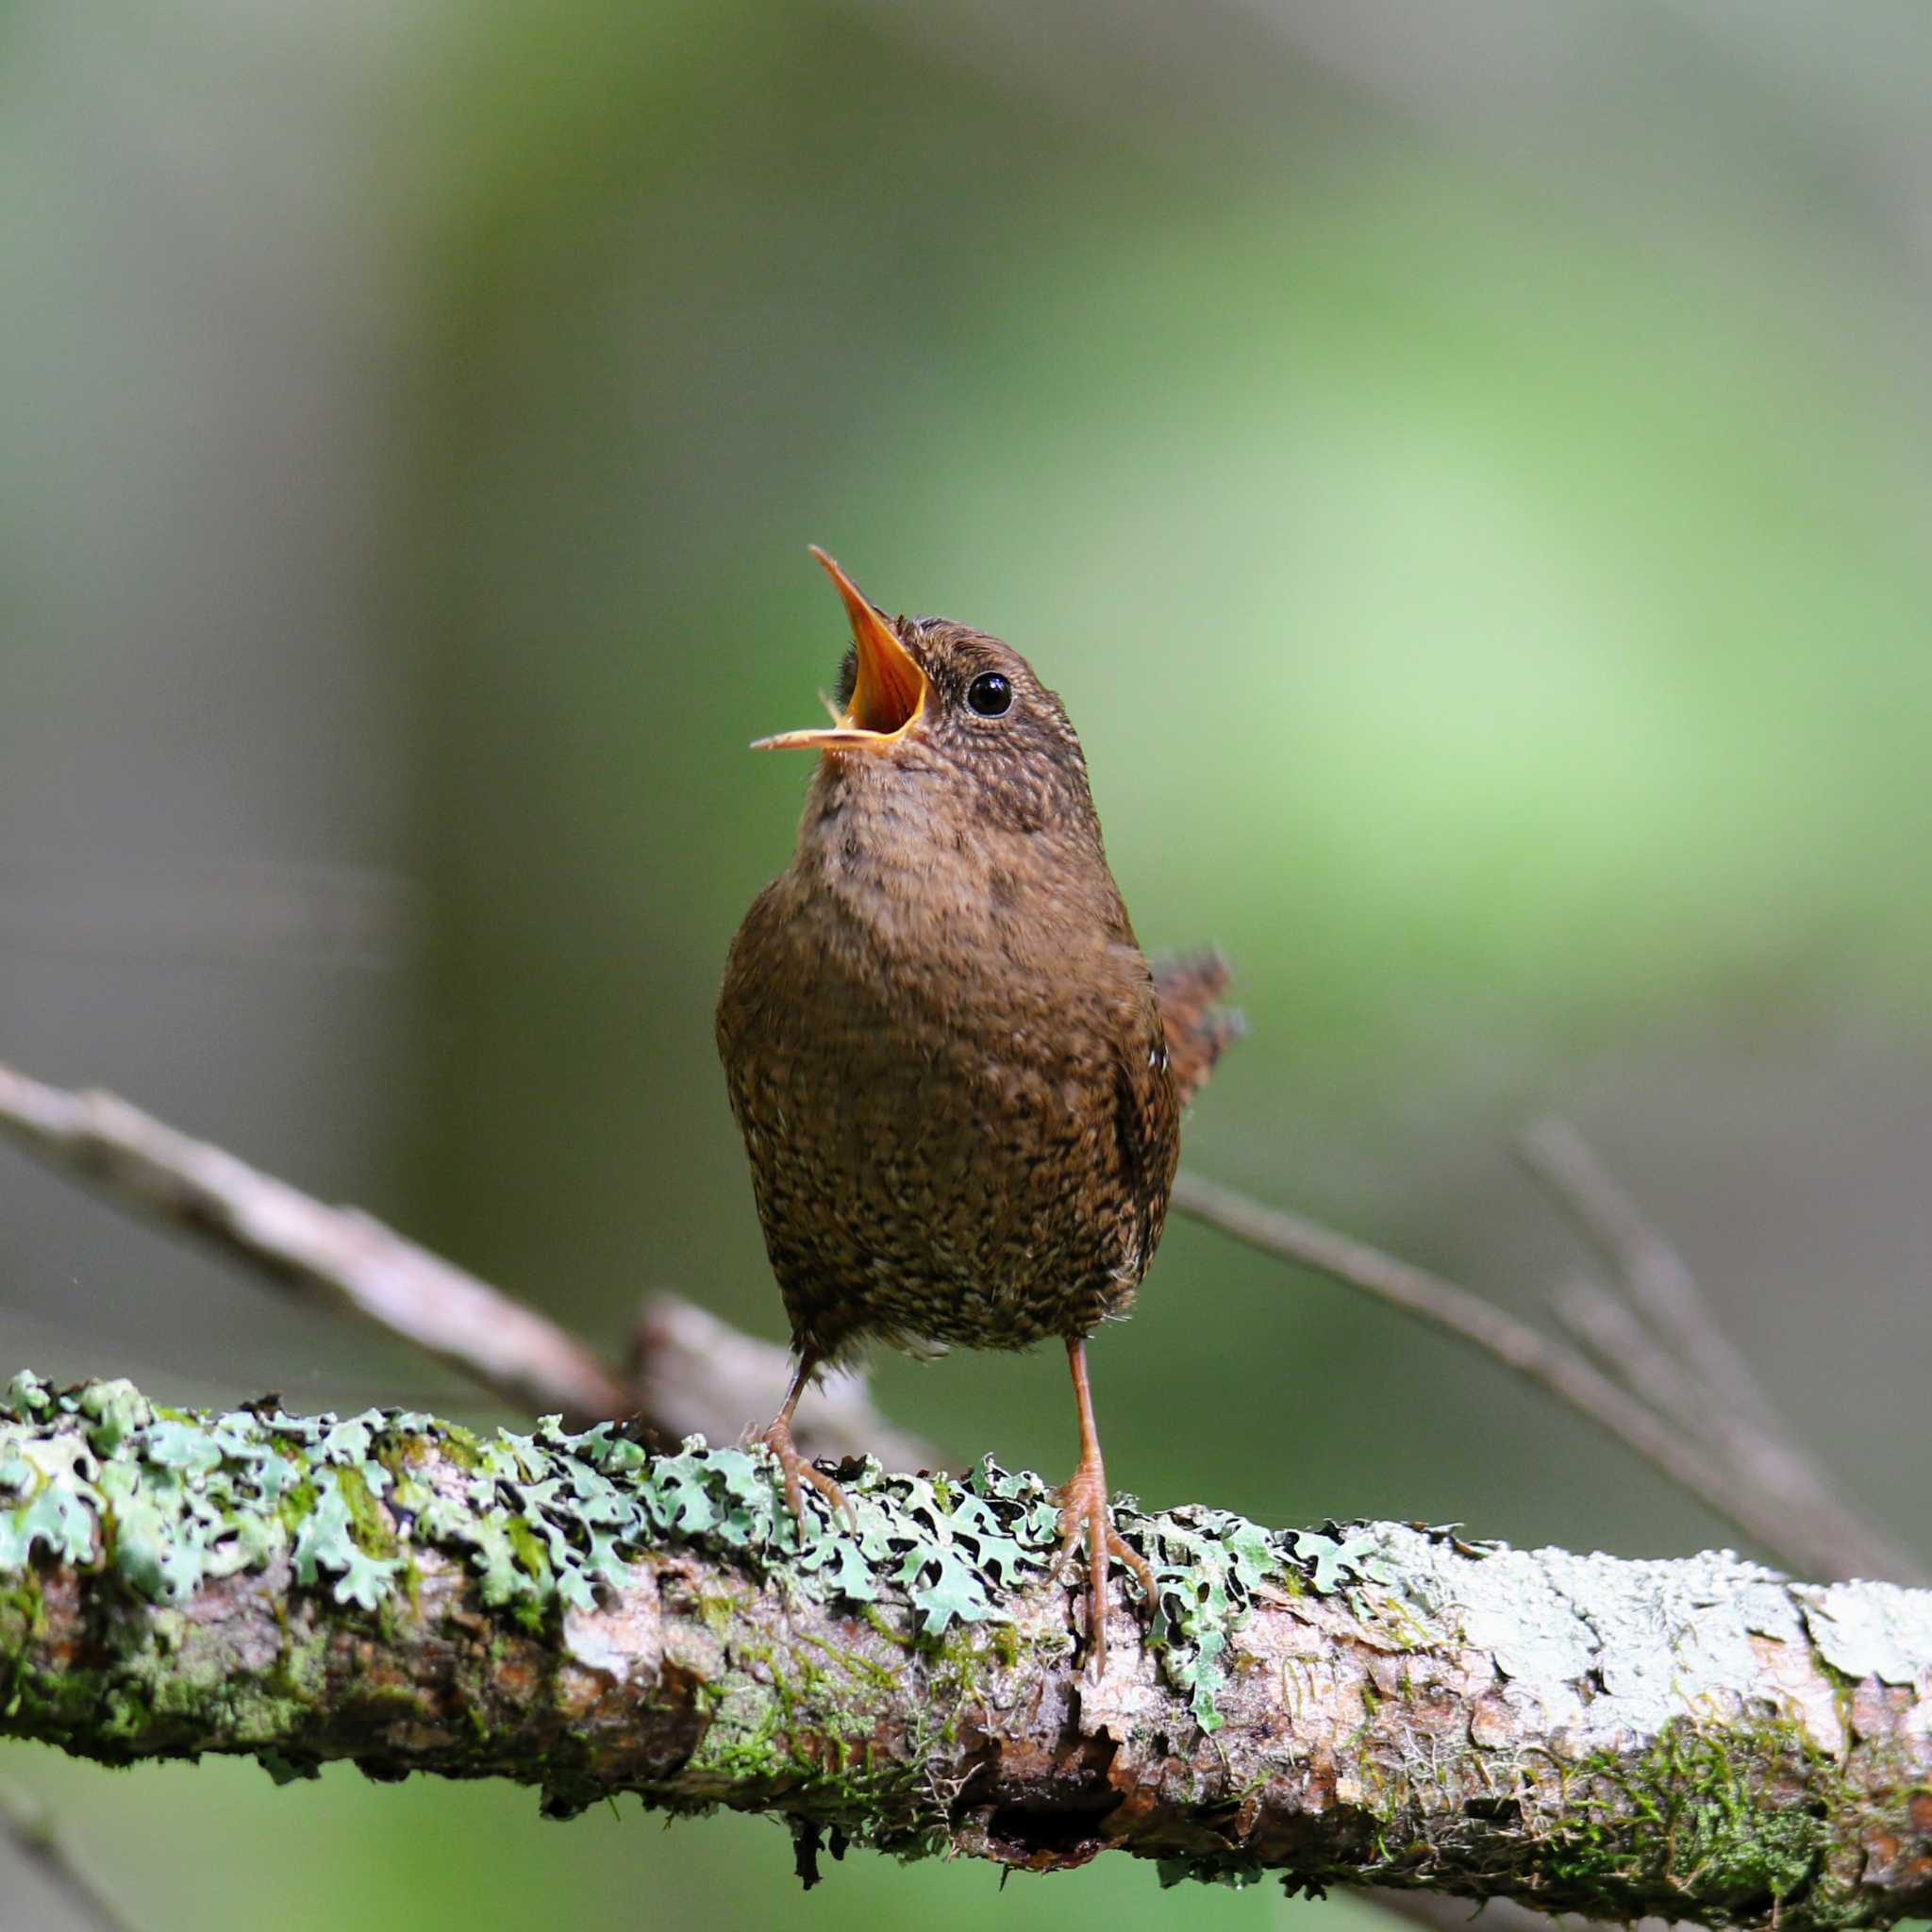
[716,549,1234,1670]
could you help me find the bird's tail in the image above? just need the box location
[1152,949,1244,1105]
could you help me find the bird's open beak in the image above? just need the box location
[751,547,928,753]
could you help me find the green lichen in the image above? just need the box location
[674,1628,946,1857]
[1528,1716,1839,1923]
[291,1469,404,1610]
[1129,1508,1392,1729]
[1257,1704,1855,1924]
[1,1373,1340,1852]
[0,1372,1431,1754]
[0,1381,1168,1648]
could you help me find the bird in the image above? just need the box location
[716,547,1236,1672]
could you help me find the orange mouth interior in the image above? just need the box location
[752,548,927,753]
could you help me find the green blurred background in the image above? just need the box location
[5,2,1931,1927]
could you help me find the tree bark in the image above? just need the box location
[3,1373,1928,1926]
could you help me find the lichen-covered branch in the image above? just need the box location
[4,1374,1928,1925]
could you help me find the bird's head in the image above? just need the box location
[755,548,1098,838]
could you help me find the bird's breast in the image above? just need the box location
[715,780,1176,1357]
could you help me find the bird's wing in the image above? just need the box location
[1100,967,1183,1285]
[1152,950,1243,1105]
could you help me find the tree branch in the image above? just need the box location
[3,1374,1929,1925]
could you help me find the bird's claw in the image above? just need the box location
[1054,1460,1157,1677]
[756,1416,858,1536]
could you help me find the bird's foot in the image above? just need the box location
[1054,1455,1158,1677]
[755,1413,857,1538]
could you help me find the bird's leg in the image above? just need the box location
[1053,1338,1158,1675]
[756,1349,858,1534]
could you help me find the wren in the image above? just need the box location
[717,548,1234,1672]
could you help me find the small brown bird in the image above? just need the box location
[717,548,1234,1670]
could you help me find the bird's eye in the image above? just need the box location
[966,672,1013,718]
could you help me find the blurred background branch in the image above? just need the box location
[0,1064,632,1423]
[0,1782,137,1932]
[0,1064,926,1471]
[1174,1165,1922,1585]
[5,1059,1915,1593]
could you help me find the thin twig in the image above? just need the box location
[1516,1117,1781,1433]
[1170,1170,1923,1583]
[0,1782,141,1932]
[0,1064,633,1423]
[1518,1120,1905,1587]
[1547,1273,1718,1449]
[628,1292,938,1474]
[0,1063,936,1468]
